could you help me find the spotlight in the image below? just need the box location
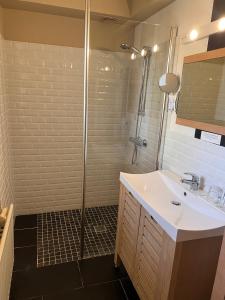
[218,17,225,31]
[131,52,136,60]
[189,29,199,41]
[141,48,147,57]
[153,44,159,53]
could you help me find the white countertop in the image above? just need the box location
[120,170,225,242]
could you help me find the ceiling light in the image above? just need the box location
[153,44,159,53]
[189,29,199,41]
[131,52,136,60]
[218,17,225,31]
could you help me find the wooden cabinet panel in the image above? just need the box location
[115,185,141,279]
[211,233,225,300]
[115,184,222,300]
[134,208,176,300]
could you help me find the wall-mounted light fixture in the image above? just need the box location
[189,29,199,41]
[131,52,136,60]
[153,44,159,53]
[218,17,225,31]
[141,48,147,57]
[183,16,225,44]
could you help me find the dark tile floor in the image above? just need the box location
[37,206,118,267]
[11,214,140,300]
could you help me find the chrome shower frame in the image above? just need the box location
[156,26,178,170]
[80,0,90,259]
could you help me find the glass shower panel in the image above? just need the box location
[5,11,86,267]
[82,11,171,258]
[125,39,170,174]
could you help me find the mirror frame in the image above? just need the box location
[176,47,225,135]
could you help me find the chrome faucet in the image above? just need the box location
[181,172,200,191]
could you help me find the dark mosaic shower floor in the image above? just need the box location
[37,205,118,268]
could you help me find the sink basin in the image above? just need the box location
[120,170,225,242]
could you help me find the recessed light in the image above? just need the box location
[189,29,199,41]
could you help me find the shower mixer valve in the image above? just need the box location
[129,137,147,147]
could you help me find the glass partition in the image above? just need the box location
[81,9,172,257]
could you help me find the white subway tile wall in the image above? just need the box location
[163,129,225,190]
[124,42,168,173]
[86,51,129,207]
[0,36,13,209]
[4,41,130,215]
[138,0,225,193]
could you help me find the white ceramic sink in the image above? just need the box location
[120,170,225,242]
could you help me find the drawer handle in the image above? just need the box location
[150,215,158,224]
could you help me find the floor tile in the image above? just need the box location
[79,254,127,286]
[10,262,82,299]
[43,281,126,300]
[120,278,140,300]
[14,246,37,272]
[37,206,118,267]
[15,228,37,248]
[15,215,37,229]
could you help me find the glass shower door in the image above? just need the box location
[81,3,172,258]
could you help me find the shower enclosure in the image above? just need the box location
[3,1,176,266]
[79,1,175,259]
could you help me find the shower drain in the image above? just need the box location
[94,224,107,234]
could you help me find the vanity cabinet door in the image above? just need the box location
[134,208,176,300]
[211,233,225,300]
[115,185,141,279]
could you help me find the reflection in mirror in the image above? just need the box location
[178,56,225,127]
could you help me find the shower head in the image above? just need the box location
[120,43,131,50]
[120,43,141,55]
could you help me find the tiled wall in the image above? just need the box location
[5,42,84,215]
[124,42,169,173]
[86,51,129,207]
[0,35,13,209]
[141,0,225,191]
[4,41,129,215]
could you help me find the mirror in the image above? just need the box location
[177,48,225,135]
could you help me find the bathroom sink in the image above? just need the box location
[120,170,225,242]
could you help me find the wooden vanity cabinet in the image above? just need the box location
[115,184,141,278]
[115,184,223,300]
[134,209,176,300]
[211,233,225,300]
